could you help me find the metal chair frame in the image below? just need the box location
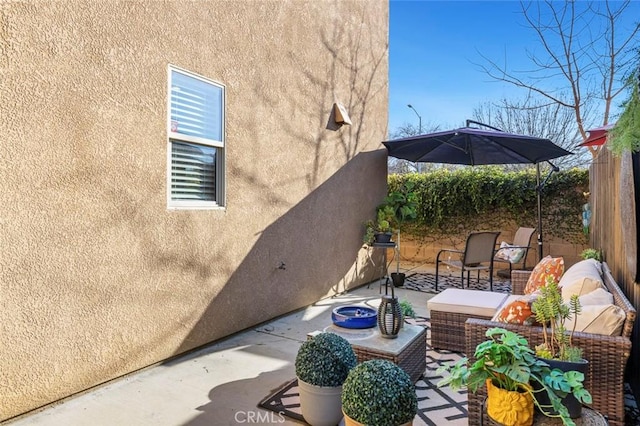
[435,231,501,291]
[493,227,536,275]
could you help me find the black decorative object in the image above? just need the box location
[533,357,589,419]
[391,272,406,287]
[377,279,402,339]
[373,232,393,244]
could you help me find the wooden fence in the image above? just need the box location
[590,147,640,404]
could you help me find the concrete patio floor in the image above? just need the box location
[5,264,439,426]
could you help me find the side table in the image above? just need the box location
[371,241,397,293]
[308,323,426,383]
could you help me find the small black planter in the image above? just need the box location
[534,358,589,419]
[391,272,406,287]
[373,232,393,244]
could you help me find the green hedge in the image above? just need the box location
[388,167,589,245]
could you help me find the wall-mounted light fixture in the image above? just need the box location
[333,103,352,126]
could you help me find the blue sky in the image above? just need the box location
[388,0,639,134]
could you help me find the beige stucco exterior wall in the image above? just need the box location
[0,1,389,420]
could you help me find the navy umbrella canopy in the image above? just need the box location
[382,123,573,260]
[382,126,573,165]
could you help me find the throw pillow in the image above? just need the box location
[494,295,539,325]
[558,258,603,289]
[524,256,565,295]
[573,304,626,336]
[562,277,606,302]
[495,242,526,263]
[579,287,614,306]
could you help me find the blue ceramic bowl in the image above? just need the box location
[331,306,377,329]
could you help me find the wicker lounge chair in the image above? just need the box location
[465,262,636,426]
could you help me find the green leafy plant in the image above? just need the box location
[363,206,395,245]
[399,300,415,318]
[383,181,418,230]
[388,168,589,246]
[363,181,418,245]
[342,359,418,425]
[580,248,602,261]
[437,327,591,426]
[532,277,584,362]
[295,332,357,387]
[608,63,640,155]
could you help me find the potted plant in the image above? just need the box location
[364,205,395,245]
[531,276,589,418]
[295,332,357,426]
[580,248,602,261]
[385,182,418,286]
[341,359,418,426]
[437,327,591,426]
[399,299,416,320]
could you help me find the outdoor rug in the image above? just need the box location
[258,317,468,426]
[258,317,640,426]
[403,272,511,294]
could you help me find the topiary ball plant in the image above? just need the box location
[342,359,418,425]
[295,332,357,387]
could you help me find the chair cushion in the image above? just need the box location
[427,288,508,317]
[524,256,565,294]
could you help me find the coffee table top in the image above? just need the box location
[308,323,425,356]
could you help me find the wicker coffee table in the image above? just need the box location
[308,324,426,383]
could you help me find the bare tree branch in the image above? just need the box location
[474,0,639,142]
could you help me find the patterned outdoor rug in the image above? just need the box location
[258,317,467,426]
[258,316,640,425]
[403,272,511,294]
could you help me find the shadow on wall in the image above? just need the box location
[174,149,388,355]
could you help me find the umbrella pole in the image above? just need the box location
[536,161,560,261]
[537,164,543,261]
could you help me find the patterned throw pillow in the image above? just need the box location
[495,297,539,325]
[524,256,565,294]
[495,242,527,263]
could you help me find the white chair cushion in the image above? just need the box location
[427,289,508,317]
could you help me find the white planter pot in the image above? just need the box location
[297,378,343,426]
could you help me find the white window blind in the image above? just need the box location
[168,66,225,208]
[170,141,216,201]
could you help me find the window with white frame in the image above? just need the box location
[168,66,225,209]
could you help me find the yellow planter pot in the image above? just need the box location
[486,379,534,426]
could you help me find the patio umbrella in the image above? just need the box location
[382,122,573,260]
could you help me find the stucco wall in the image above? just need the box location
[0,1,389,420]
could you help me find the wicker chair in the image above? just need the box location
[465,262,636,426]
